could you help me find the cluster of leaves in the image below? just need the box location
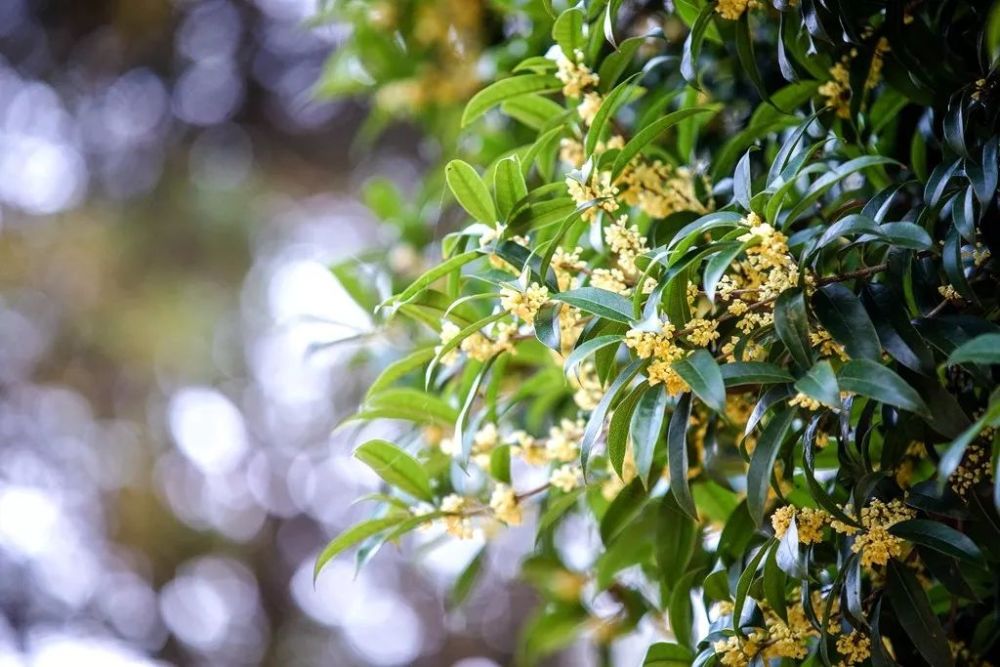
[316,1,1000,665]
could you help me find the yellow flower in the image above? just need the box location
[510,430,547,466]
[686,317,720,347]
[771,505,795,539]
[797,507,828,544]
[555,48,600,98]
[441,494,475,539]
[550,464,582,492]
[715,0,760,21]
[789,392,823,411]
[547,418,585,462]
[569,362,604,410]
[590,267,631,295]
[559,138,585,168]
[489,484,522,525]
[500,282,549,324]
[577,91,603,126]
[566,171,620,221]
[836,631,871,665]
[648,359,690,396]
[938,284,962,302]
[819,62,852,118]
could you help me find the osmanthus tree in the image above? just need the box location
[315,1,1000,665]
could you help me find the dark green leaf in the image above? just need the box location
[886,560,955,667]
[774,288,814,371]
[668,393,697,519]
[747,408,797,525]
[671,349,726,413]
[838,359,928,414]
[793,360,840,408]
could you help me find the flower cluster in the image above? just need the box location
[499,282,549,324]
[831,498,916,568]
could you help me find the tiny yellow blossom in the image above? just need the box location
[789,392,823,411]
[771,505,795,539]
[441,494,475,539]
[547,418,585,462]
[500,282,549,324]
[686,317,720,347]
[555,49,600,98]
[550,464,582,492]
[577,91,603,126]
[566,171,620,221]
[715,0,760,21]
[489,484,522,525]
[836,631,871,665]
[559,138,585,168]
[590,267,631,295]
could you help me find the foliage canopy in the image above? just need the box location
[316,1,1000,665]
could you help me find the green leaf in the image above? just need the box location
[537,488,585,534]
[668,570,698,649]
[608,384,646,479]
[763,542,788,623]
[365,347,437,400]
[733,541,771,636]
[680,3,713,84]
[889,519,984,564]
[490,444,512,484]
[552,7,585,58]
[631,384,669,486]
[585,73,640,157]
[733,148,753,210]
[599,477,646,544]
[793,360,839,408]
[494,155,528,221]
[886,560,955,667]
[388,251,480,306]
[812,284,881,362]
[703,239,751,303]
[774,288,814,371]
[581,358,644,472]
[671,349,726,413]
[747,408,797,525]
[315,516,404,581]
[610,107,718,180]
[553,286,634,322]
[564,334,623,376]
[838,359,928,414]
[720,362,794,387]
[445,160,496,225]
[668,393,697,519]
[948,334,1000,365]
[656,492,698,585]
[502,94,566,130]
[461,74,562,127]
[734,13,767,101]
[353,388,459,427]
[354,439,434,502]
[643,641,693,666]
[447,547,486,609]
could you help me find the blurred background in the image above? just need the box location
[0,0,585,664]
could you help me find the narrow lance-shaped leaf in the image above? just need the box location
[354,439,434,502]
[886,560,955,667]
[667,393,697,519]
[671,349,726,414]
[631,384,669,486]
[314,516,404,581]
[838,359,928,414]
[747,408,797,525]
[581,358,645,473]
[948,333,1000,366]
[812,283,881,362]
[774,288,814,371]
[552,286,635,322]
